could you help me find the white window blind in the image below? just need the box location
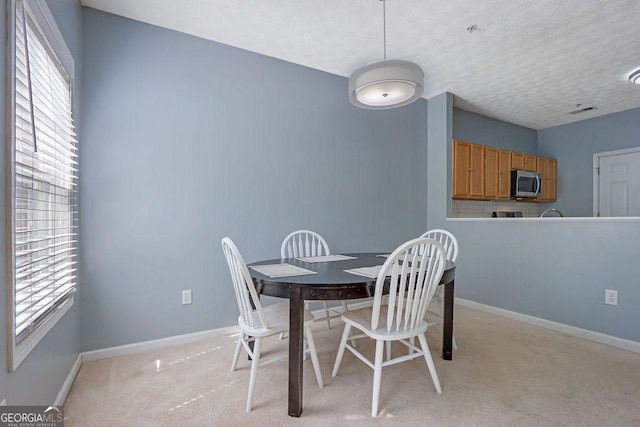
[8,0,78,370]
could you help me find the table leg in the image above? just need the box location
[442,280,454,360]
[288,286,304,417]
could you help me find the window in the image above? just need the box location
[7,0,78,371]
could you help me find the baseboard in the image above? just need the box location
[456,298,640,354]
[56,354,81,405]
[81,326,240,363]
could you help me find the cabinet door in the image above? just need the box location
[469,143,485,197]
[511,152,524,170]
[536,157,558,202]
[524,154,537,172]
[484,147,499,199]
[453,140,471,197]
[497,149,511,199]
[547,158,557,201]
[453,140,484,198]
[536,157,549,200]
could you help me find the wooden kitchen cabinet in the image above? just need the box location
[498,149,512,198]
[524,154,537,171]
[484,147,511,199]
[536,157,557,201]
[453,140,484,198]
[453,139,556,202]
[511,152,524,170]
[484,147,499,199]
[547,159,557,201]
[511,151,537,172]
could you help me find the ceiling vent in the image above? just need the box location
[569,106,595,115]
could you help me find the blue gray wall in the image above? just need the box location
[538,107,640,217]
[453,108,538,153]
[0,0,83,405]
[429,94,640,343]
[79,9,429,351]
[427,94,453,221]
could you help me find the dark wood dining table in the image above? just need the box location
[249,252,456,418]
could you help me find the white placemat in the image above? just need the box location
[249,263,317,278]
[344,265,384,279]
[296,254,357,263]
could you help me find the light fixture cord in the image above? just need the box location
[382,0,387,60]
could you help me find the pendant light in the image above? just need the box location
[348,0,424,109]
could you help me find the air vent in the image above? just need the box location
[569,106,595,115]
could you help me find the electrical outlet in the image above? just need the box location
[182,290,192,305]
[605,289,617,305]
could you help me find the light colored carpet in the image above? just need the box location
[64,304,640,426]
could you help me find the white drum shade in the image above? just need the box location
[348,60,424,109]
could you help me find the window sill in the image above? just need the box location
[9,297,74,372]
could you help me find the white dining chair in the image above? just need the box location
[281,230,348,329]
[221,237,323,412]
[420,229,458,349]
[331,237,447,417]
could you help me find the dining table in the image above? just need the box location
[248,252,456,418]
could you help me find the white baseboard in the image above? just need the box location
[81,326,240,363]
[56,354,81,405]
[456,298,640,354]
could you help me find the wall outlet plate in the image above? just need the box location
[182,290,192,305]
[605,289,618,305]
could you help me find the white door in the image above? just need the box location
[596,150,640,217]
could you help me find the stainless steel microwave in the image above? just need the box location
[511,170,541,198]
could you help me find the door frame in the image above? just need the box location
[593,146,640,217]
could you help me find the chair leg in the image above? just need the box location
[339,303,359,348]
[304,325,323,388]
[407,336,415,355]
[332,324,352,377]
[341,300,349,312]
[231,332,244,372]
[371,339,385,417]
[322,301,332,329]
[417,333,442,394]
[385,341,391,361]
[246,337,263,412]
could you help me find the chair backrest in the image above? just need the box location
[221,237,269,330]
[280,230,330,258]
[371,237,447,332]
[420,229,458,262]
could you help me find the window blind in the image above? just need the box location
[12,0,78,346]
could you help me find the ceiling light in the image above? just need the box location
[629,69,640,84]
[348,0,424,109]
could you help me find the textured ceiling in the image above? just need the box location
[80,0,640,130]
